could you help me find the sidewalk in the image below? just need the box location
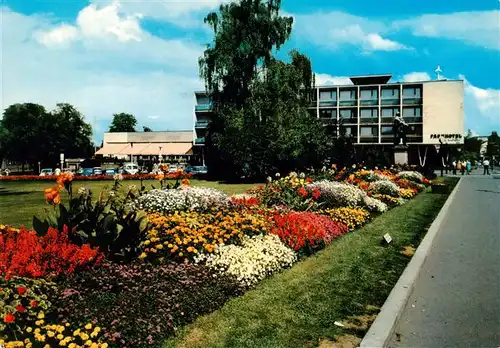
[388,177,500,347]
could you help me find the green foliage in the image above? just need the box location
[143,126,153,132]
[0,103,93,168]
[32,182,149,263]
[200,1,327,179]
[109,113,137,132]
[462,129,485,161]
[486,131,500,159]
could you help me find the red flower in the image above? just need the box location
[3,313,15,323]
[311,188,321,200]
[17,287,27,295]
[298,187,308,198]
[305,177,313,183]
[30,301,39,308]
[16,305,26,313]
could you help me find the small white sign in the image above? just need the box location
[383,233,392,244]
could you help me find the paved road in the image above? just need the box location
[389,176,500,348]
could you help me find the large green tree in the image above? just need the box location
[462,129,485,163]
[109,113,137,132]
[200,0,327,179]
[486,131,500,167]
[1,103,93,170]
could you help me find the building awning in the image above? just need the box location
[95,142,193,156]
[95,143,129,156]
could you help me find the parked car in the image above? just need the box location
[39,168,54,176]
[80,168,94,177]
[185,166,208,175]
[93,167,103,175]
[105,168,117,175]
[168,165,178,173]
[121,163,139,175]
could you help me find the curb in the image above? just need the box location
[359,178,463,348]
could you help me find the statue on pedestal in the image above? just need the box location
[393,111,408,146]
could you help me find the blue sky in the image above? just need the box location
[1,0,499,143]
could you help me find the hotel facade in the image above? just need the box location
[194,74,464,166]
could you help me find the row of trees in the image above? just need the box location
[0,105,152,170]
[200,0,354,180]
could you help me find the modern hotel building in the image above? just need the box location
[194,74,465,165]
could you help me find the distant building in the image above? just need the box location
[95,131,194,163]
[194,74,465,166]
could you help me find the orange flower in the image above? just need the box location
[155,173,165,181]
[44,186,61,205]
[3,313,15,323]
[182,178,190,186]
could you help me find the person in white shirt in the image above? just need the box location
[483,158,490,175]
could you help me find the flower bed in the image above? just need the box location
[0,166,432,347]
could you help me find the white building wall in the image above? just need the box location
[422,81,464,145]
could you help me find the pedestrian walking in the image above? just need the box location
[466,160,471,175]
[457,160,463,175]
[452,160,457,175]
[483,158,490,175]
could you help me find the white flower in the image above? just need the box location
[201,234,297,287]
[397,171,424,183]
[114,173,124,181]
[369,180,400,197]
[267,176,272,183]
[77,186,86,195]
[275,173,280,177]
[352,164,356,169]
[128,185,137,191]
[299,172,305,179]
[109,191,116,197]
[364,196,388,213]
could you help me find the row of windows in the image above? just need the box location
[316,107,422,119]
[316,87,422,101]
[344,125,423,137]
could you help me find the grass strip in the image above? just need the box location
[165,177,458,348]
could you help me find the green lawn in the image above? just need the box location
[164,177,459,348]
[0,179,257,228]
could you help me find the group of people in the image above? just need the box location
[451,158,492,175]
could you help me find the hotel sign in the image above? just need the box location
[429,134,462,139]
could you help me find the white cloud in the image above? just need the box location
[1,6,205,142]
[393,10,500,50]
[36,1,144,46]
[460,74,500,121]
[315,73,352,86]
[293,12,409,52]
[401,72,431,82]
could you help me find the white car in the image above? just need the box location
[39,168,54,176]
[121,163,139,175]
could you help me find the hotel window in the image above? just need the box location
[319,90,337,101]
[339,90,356,100]
[381,88,399,98]
[319,109,336,119]
[360,108,378,118]
[360,126,378,136]
[403,86,422,97]
[381,126,393,135]
[403,107,422,117]
[382,108,398,117]
[360,89,378,99]
[340,109,353,118]
[197,96,210,105]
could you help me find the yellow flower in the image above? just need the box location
[139,252,147,259]
[26,327,33,333]
[90,332,98,338]
[100,344,108,348]
[69,344,77,348]
[47,331,55,337]
[57,334,64,340]
[65,323,70,327]
[59,341,67,346]
[73,329,81,336]
[144,240,151,245]
[84,340,92,346]
[84,323,92,330]
[93,327,101,333]
[38,312,45,319]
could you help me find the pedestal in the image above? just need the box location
[394,145,408,165]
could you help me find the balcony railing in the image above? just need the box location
[381,117,395,123]
[341,118,358,125]
[319,100,337,107]
[319,118,337,125]
[381,98,400,106]
[195,104,212,112]
[360,117,378,124]
[359,98,378,106]
[194,137,205,145]
[403,117,423,123]
[402,97,422,105]
[195,121,209,128]
[338,99,357,107]
[359,136,379,143]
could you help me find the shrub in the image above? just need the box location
[0,277,58,342]
[270,211,349,253]
[143,211,269,262]
[369,180,400,197]
[321,207,370,231]
[132,187,232,214]
[56,261,241,347]
[0,226,102,279]
[196,234,297,287]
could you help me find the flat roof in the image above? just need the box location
[349,74,392,85]
[315,78,463,89]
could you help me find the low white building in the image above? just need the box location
[95,131,194,163]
